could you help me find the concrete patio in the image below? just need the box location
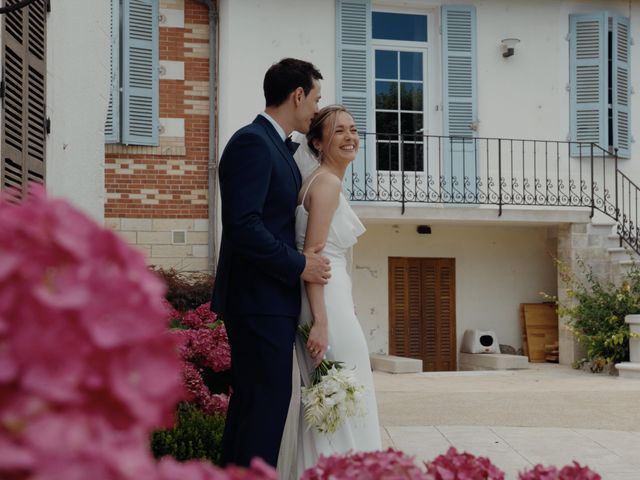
[374,364,640,480]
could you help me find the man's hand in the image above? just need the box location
[301,243,331,284]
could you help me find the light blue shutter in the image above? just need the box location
[105,0,120,143]
[612,16,631,158]
[122,0,159,145]
[337,0,370,197]
[336,0,370,133]
[569,12,607,156]
[442,5,477,197]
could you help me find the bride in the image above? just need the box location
[278,105,382,478]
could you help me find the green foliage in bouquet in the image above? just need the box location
[151,402,225,465]
[551,256,640,370]
[154,267,214,312]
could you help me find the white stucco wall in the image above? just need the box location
[352,223,558,355]
[45,0,110,222]
[218,0,336,146]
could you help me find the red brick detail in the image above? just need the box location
[105,0,213,220]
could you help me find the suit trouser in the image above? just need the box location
[221,313,297,467]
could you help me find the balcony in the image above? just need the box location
[344,133,639,254]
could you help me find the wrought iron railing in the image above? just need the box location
[345,133,640,255]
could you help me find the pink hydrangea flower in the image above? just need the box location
[0,188,187,479]
[519,462,601,480]
[301,448,428,479]
[157,457,277,480]
[424,447,505,480]
[182,362,229,416]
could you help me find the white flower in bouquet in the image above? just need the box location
[298,325,366,434]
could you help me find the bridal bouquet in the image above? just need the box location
[298,324,365,434]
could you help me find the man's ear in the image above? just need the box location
[293,86,305,105]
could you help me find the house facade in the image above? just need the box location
[217,0,640,369]
[4,0,638,371]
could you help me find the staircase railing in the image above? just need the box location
[344,133,638,255]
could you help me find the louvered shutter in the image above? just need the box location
[122,0,158,145]
[612,16,631,158]
[1,0,47,198]
[105,0,120,143]
[336,0,370,133]
[441,5,477,197]
[569,12,607,156]
[442,5,477,139]
[389,257,457,372]
[436,260,456,371]
[389,257,410,357]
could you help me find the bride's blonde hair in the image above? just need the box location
[306,105,355,158]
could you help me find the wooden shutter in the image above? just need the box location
[389,257,456,371]
[105,0,121,143]
[122,0,158,145]
[1,0,47,198]
[441,5,477,139]
[569,12,607,156]
[612,16,630,158]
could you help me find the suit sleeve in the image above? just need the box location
[219,132,305,287]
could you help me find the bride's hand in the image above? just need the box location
[306,318,328,367]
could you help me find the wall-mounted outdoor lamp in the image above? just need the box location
[501,38,520,58]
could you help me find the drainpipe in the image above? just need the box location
[197,0,218,271]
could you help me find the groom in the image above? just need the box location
[211,58,330,468]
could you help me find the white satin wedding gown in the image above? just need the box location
[277,165,382,479]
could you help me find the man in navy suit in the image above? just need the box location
[212,58,330,468]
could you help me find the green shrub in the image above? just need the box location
[556,257,640,370]
[151,402,225,464]
[154,268,214,312]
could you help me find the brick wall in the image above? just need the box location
[105,0,212,272]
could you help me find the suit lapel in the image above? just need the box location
[254,115,301,192]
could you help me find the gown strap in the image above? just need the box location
[299,171,325,209]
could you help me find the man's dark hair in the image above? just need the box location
[263,58,323,107]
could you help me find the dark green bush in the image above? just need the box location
[154,268,214,312]
[151,402,225,464]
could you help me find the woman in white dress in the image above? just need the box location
[278,106,382,479]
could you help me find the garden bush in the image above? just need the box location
[155,267,214,312]
[554,257,640,371]
[151,402,225,464]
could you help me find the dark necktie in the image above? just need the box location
[284,136,299,155]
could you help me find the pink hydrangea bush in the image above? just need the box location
[519,462,601,480]
[424,447,505,480]
[0,188,273,480]
[301,448,429,479]
[172,301,231,416]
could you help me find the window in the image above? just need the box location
[570,13,630,158]
[106,0,159,146]
[372,12,427,172]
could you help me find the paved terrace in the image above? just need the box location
[374,364,640,480]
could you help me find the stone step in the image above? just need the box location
[370,353,423,374]
[459,353,529,371]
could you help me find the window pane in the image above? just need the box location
[402,143,424,171]
[376,112,398,134]
[377,141,399,171]
[375,50,397,79]
[376,81,398,109]
[400,113,423,136]
[372,12,427,42]
[400,83,422,111]
[400,52,422,81]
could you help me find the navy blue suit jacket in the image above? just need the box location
[212,115,306,317]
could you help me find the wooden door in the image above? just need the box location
[389,257,456,371]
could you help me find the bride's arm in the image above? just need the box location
[303,173,341,366]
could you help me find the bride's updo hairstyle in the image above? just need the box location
[306,105,355,158]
